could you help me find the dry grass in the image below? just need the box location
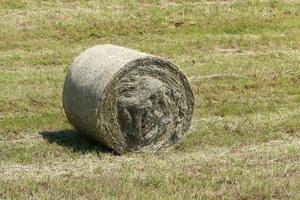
[0,0,300,199]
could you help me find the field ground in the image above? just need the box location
[0,0,300,199]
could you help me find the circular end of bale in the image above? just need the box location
[96,56,194,153]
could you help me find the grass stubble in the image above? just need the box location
[0,0,300,199]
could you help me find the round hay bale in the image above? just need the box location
[63,44,194,153]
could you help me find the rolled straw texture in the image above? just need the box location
[63,44,194,153]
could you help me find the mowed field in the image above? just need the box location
[0,0,300,199]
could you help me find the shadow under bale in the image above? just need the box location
[39,130,116,155]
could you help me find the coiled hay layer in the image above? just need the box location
[63,45,194,153]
